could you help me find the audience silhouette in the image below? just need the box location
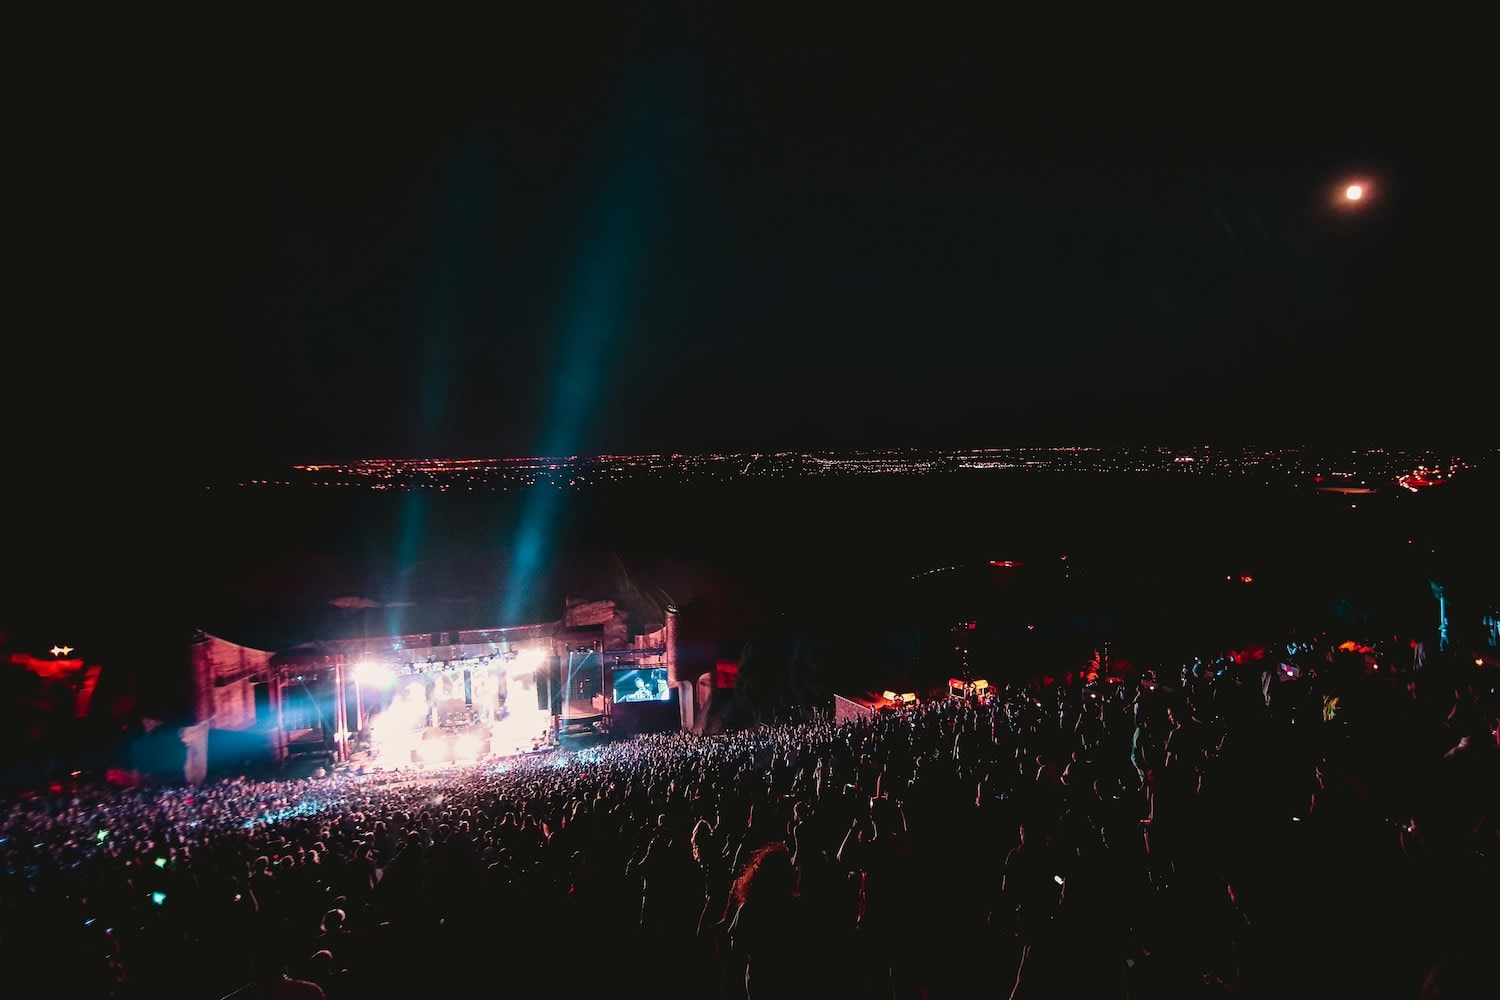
[0,634,1495,998]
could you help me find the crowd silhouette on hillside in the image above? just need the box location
[1,634,1496,999]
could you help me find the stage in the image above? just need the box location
[359,693,560,769]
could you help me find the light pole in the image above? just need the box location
[1431,581,1450,653]
[352,668,365,745]
[333,657,350,764]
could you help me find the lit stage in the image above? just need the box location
[357,668,559,768]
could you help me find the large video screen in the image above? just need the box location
[613,667,670,703]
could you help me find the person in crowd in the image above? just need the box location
[218,925,328,1000]
[725,841,823,1000]
[836,792,919,997]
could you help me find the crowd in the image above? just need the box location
[1,636,1496,999]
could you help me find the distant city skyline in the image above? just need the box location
[247,445,1489,492]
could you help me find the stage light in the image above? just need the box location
[354,660,395,689]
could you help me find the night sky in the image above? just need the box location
[19,12,1493,475]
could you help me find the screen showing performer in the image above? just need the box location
[613,667,670,702]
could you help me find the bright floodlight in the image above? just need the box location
[1345,184,1363,201]
[516,647,547,671]
[453,732,483,760]
[354,660,396,689]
